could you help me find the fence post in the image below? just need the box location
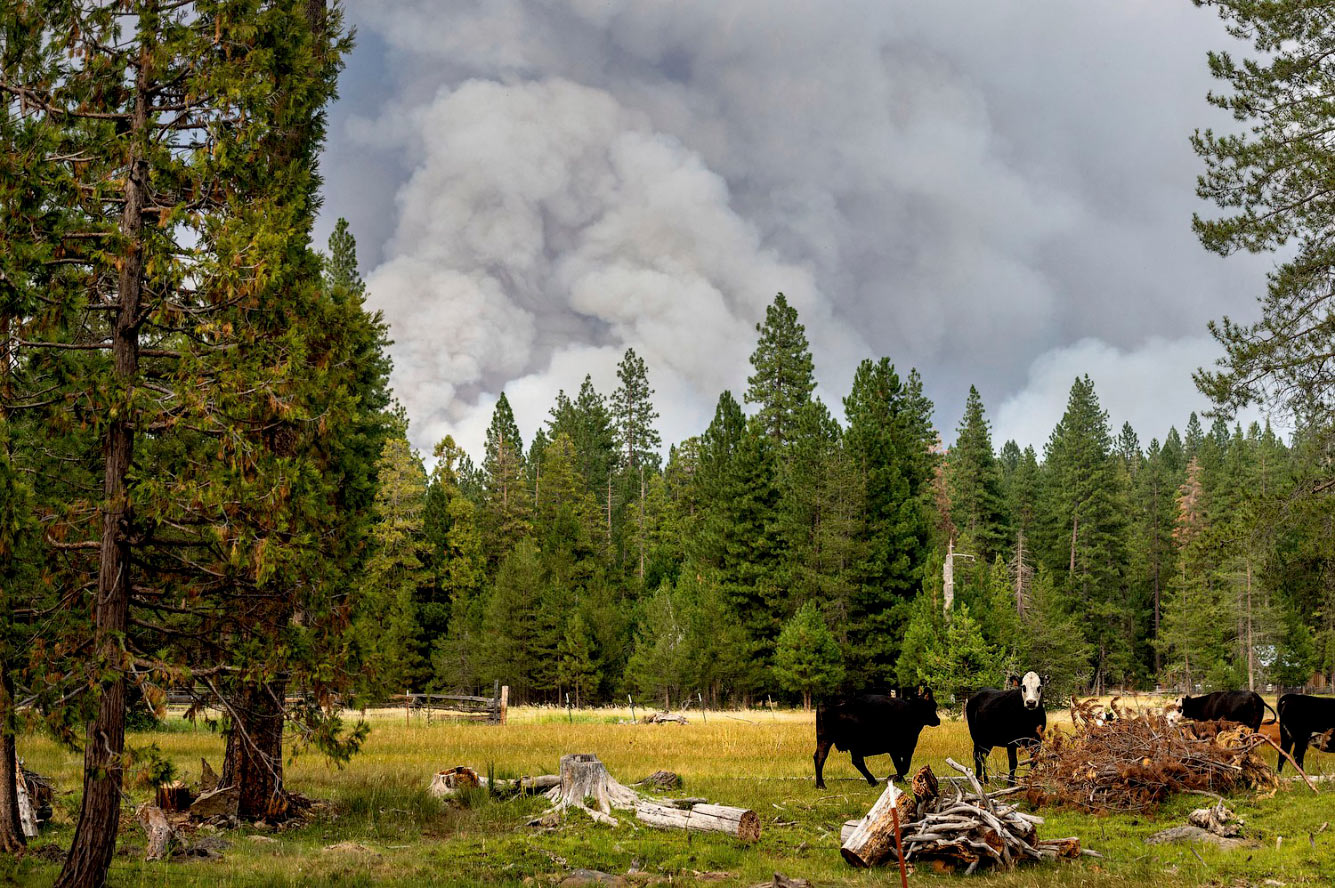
[499,686,509,725]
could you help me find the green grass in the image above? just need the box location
[4,706,1335,886]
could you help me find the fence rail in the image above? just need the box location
[390,682,509,725]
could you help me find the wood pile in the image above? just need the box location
[841,761,1093,875]
[642,712,688,724]
[1023,698,1291,814]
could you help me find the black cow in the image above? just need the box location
[965,671,1046,783]
[1277,693,1335,772]
[813,687,940,789]
[1176,690,1276,732]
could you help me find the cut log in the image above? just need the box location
[429,766,482,798]
[137,804,176,860]
[190,784,239,819]
[156,780,194,813]
[545,754,640,817]
[635,801,761,841]
[841,766,940,868]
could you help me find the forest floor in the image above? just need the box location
[4,701,1335,887]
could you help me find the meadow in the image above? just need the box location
[4,703,1334,887]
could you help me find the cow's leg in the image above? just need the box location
[1278,724,1293,774]
[1292,735,1310,771]
[850,752,878,786]
[973,744,989,783]
[813,740,832,789]
[1006,744,1019,784]
[892,750,910,783]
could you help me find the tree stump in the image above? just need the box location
[545,754,640,822]
[429,767,482,798]
[634,801,761,841]
[137,804,176,860]
[156,781,194,813]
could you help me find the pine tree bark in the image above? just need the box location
[0,662,25,852]
[220,679,288,821]
[55,53,148,888]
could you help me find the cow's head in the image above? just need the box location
[913,686,941,727]
[1312,729,1335,753]
[1164,698,1184,726]
[1019,671,1043,710]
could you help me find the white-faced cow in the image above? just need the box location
[965,672,1046,783]
[1175,690,1276,733]
[813,687,940,789]
[1277,693,1335,772]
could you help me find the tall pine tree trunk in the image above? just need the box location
[0,662,24,853]
[221,679,288,820]
[55,60,148,888]
[1246,558,1255,691]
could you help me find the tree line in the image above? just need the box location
[362,289,1335,712]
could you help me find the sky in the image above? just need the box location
[315,0,1277,461]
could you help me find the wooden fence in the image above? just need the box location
[391,682,509,725]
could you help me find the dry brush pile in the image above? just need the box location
[1023,698,1285,813]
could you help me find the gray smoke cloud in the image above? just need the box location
[320,1,1278,457]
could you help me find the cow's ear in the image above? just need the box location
[1006,675,1020,689]
[922,687,934,703]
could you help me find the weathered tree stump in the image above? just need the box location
[545,754,640,822]
[199,758,219,793]
[635,801,761,841]
[429,767,482,798]
[137,804,176,860]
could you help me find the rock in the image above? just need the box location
[189,785,239,820]
[1188,801,1242,837]
[1145,825,1258,849]
[748,876,811,888]
[322,841,382,858]
[247,834,279,844]
[559,870,627,887]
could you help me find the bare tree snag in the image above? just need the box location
[137,805,175,861]
[634,801,760,841]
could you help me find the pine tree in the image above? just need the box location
[0,4,352,879]
[746,292,816,447]
[1038,376,1130,692]
[1017,569,1094,704]
[481,541,545,701]
[842,359,937,684]
[611,348,662,472]
[325,217,365,298]
[556,613,599,708]
[355,430,429,701]
[946,387,1009,559]
[482,394,530,565]
[773,601,845,710]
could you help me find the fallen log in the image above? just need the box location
[635,801,761,841]
[137,804,176,860]
[643,713,689,724]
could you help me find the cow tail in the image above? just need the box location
[1262,698,1278,725]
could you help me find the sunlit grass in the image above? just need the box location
[6,702,1335,886]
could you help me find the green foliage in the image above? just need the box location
[772,602,845,709]
[745,292,816,446]
[1017,569,1094,705]
[946,387,1009,559]
[897,599,1002,701]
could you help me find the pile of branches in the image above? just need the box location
[842,761,1092,875]
[1023,698,1283,814]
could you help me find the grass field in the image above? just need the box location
[4,703,1335,886]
